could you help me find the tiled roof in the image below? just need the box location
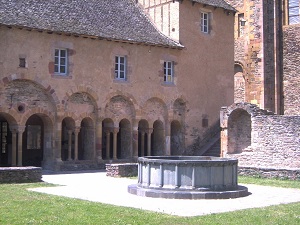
[191,0,236,11]
[0,0,183,48]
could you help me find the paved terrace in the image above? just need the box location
[30,171,300,217]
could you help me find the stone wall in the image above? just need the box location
[239,167,300,180]
[283,25,300,115]
[0,167,42,183]
[106,163,138,177]
[221,103,300,170]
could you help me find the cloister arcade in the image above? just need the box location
[0,78,186,169]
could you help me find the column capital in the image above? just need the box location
[17,125,26,133]
[9,125,18,133]
[67,130,73,135]
[146,128,154,134]
[113,127,119,134]
[74,127,81,134]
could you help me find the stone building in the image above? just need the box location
[221,1,300,174]
[0,0,235,170]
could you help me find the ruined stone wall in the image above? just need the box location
[283,25,300,115]
[223,104,300,169]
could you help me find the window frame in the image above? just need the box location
[54,48,68,75]
[201,11,209,33]
[114,55,127,80]
[163,61,174,83]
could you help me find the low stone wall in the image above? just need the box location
[106,163,138,177]
[0,167,42,183]
[239,167,300,180]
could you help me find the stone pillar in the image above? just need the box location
[17,126,26,167]
[106,131,111,159]
[74,127,80,161]
[55,120,63,162]
[10,127,17,166]
[141,131,145,156]
[95,119,103,161]
[132,120,139,158]
[147,128,153,156]
[67,130,73,161]
[165,123,171,156]
[112,128,119,160]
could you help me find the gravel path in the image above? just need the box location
[30,171,300,217]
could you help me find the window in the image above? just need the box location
[19,57,26,68]
[115,56,126,80]
[289,0,300,24]
[54,49,67,75]
[201,12,209,33]
[164,61,174,83]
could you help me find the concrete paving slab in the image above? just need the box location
[30,171,300,217]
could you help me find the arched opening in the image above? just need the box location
[23,115,43,166]
[102,118,114,159]
[0,114,16,167]
[228,109,251,153]
[79,118,94,160]
[117,119,131,159]
[61,117,75,161]
[138,119,149,157]
[171,120,183,155]
[234,64,245,103]
[151,120,165,156]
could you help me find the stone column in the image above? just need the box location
[95,118,103,161]
[140,131,145,156]
[74,127,80,161]
[106,131,111,159]
[146,128,153,156]
[67,130,73,161]
[132,120,139,158]
[165,123,171,156]
[55,120,63,162]
[112,128,119,160]
[10,127,17,166]
[17,126,26,167]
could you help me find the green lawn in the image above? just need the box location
[0,177,299,225]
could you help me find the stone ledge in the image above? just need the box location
[0,167,42,183]
[106,163,138,177]
[238,167,300,180]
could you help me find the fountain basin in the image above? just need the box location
[128,156,248,199]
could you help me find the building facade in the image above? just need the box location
[222,0,300,171]
[0,0,235,170]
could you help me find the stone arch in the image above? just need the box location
[23,113,54,167]
[102,118,114,159]
[64,85,98,106]
[105,95,136,121]
[64,92,98,118]
[61,117,76,161]
[151,120,165,156]
[0,112,18,166]
[117,119,131,159]
[234,63,246,103]
[142,97,168,124]
[79,117,95,160]
[20,108,55,127]
[2,75,59,105]
[3,79,57,117]
[227,109,251,153]
[170,120,183,155]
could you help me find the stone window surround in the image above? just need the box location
[111,46,131,83]
[160,54,177,86]
[199,7,213,35]
[51,41,73,79]
[114,55,127,81]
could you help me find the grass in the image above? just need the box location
[0,177,299,225]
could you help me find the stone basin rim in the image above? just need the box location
[138,156,238,163]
